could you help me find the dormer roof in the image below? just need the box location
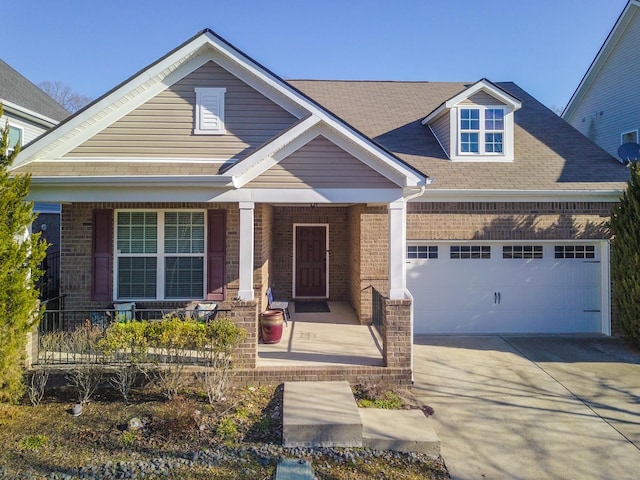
[421,78,521,125]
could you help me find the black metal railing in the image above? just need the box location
[36,250,60,302]
[35,307,231,365]
[371,286,384,335]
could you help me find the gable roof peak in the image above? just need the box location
[421,78,521,125]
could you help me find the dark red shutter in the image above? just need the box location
[207,209,226,301]
[92,209,113,301]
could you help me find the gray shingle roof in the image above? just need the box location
[0,59,70,122]
[289,80,629,191]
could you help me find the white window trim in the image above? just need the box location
[621,129,638,145]
[449,105,515,162]
[113,209,207,301]
[194,87,226,135]
[7,123,23,154]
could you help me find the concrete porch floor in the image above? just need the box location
[257,302,384,367]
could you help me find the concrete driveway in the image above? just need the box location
[412,335,640,480]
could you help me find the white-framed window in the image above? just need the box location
[450,245,491,259]
[459,107,505,155]
[115,210,206,300]
[7,125,23,153]
[621,130,638,144]
[407,245,438,259]
[194,87,226,135]
[503,245,543,259]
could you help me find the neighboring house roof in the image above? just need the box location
[0,59,69,124]
[289,80,629,191]
[563,0,640,119]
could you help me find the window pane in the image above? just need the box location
[117,212,157,254]
[460,109,480,130]
[8,126,21,150]
[461,133,479,152]
[165,212,205,254]
[165,257,204,298]
[486,133,503,153]
[485,109,504,130]
[118,257,157,298]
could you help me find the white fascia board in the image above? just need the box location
[14,43,212,168]
[564,2,640,119]
[226,115,320,185]
[0,100,61,128]
[27,185,403,204]
[200,31,424,185]
[411,188,624,203]
[447,80,521,110]
[226,117,421,188]
[224,187,404,204]
[228,118,421,188]
[421,79,521,126]
[30,175,233,187]
[421,104,447,125]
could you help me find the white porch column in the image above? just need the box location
[388,200,406,300]
[237,201,255,300]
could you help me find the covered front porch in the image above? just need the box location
[257,301,383,367]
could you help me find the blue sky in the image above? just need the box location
[4,0,627,110]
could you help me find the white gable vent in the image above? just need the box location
[194,87,226,134]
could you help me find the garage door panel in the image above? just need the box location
[408,242,603,334]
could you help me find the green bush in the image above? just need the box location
[0,104,47,403]
[610,161,640,347]
[198,318,246,404]
[147,317,203,400]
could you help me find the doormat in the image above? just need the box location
[295,301,330,313]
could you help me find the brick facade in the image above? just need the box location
[270,206,350,300]
[60,202,241,312]
[407,201,612,240]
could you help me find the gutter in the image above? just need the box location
[29,175,235,187]
[401,185,427,384]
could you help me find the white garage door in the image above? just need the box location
[407,242,604,334]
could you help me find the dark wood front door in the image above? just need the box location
[295,225,327,297]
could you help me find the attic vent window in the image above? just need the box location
[194,87,226,135]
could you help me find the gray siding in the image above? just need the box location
[460,91,506,106]
[2,111,49,145]
[429,114,450,157]
[65,61,297,159]
[247,135,397,188]
[565,8,640,158]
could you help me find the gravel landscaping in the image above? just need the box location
[0,384,449,480]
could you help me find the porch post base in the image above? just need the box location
[237,289,255,301]
[388,289,406,300]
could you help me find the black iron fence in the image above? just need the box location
[35,307,230,366]
[371,286,384,335]
[36,250,60,302]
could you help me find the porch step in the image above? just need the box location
[359,408,441,456]
[282,381,440,456]
[283,381,362,447]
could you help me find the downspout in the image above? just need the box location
[401,183,429,384]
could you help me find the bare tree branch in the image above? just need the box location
[38,80,92,113]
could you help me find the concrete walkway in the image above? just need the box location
[412,335,640,480]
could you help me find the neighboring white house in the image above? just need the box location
[563,0,640,159]
[1,59,69,301]
[0,59,69,150]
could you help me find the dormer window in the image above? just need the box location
[422,79,521,163]
[459,107,505,155]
